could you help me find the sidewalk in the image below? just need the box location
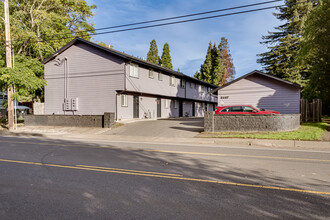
[3,125,330,151]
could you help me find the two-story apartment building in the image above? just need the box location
[42,38,218,120]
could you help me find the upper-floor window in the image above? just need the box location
[129,64,139,78]
[201,85,205,93]
[158,72,163,81]
[180,79,186,88]
[149,70,154,79]
[190,82,194,88]
[207,87,211,93]
[169,76,175,86]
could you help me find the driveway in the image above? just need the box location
[105,118,204,138]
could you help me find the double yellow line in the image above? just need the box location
[0,139,329,163]
[1,158,330,196]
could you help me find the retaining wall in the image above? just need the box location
[204,112,300,132]
[25,112,115,128]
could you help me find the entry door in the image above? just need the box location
[157,98,161,118]
[192,102,195,117]
[179,100,183,117]
[133,96,139,118]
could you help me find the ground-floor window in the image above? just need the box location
[121,94,128,107]
[165,99,170,109]
[173,100,178,109]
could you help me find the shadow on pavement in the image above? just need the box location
[0,135,329,219]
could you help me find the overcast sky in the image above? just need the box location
[86,0,283,79]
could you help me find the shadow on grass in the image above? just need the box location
[302,122,329,131]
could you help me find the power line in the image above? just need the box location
[8,4,285,46]
[12,0,283,42]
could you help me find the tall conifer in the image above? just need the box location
[160,43,173,69]
[147,40,160,64]
[195,42,213,83]
[257,0,314,85]
[219,37,235,85]
[298,0,330,114]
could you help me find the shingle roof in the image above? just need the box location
[211,70,301,94]
[42,37,219,88]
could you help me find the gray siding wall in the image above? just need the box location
[218,75,300,114]
[125,64,217,103]
[116,94,133,120]
[116,95,180,120]
[45,42,125,115]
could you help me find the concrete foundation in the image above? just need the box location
[25,112,115,128]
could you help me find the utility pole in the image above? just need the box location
[4,0,14,130]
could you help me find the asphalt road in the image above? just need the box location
[0,135,330,219]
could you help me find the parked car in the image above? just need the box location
[215,105,280,115]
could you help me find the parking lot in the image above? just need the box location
[105,118,204,138]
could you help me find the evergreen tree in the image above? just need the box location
[194,42,213,83]
[160,43,173,69]
[298,0,330,114]
[211,43,224,86]
[147,40,160,64]
[219,37,235,85]
[257,0,314,85]
[195,38,235,86]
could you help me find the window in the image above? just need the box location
[221,107,231,112]
[195,83,197,89]
[158,72,163,81]
[207,87,211,93]
[243,106,255,113]
[129,64,139,78]
[121,94,128,107]
[165,99,170,109]
[201,85,204,93]
[149,70,154,78]
[190,82,194,88]
[231,106,243,112]
[173,100,178,109]
[180,79,186,88]
[169,76,175,86]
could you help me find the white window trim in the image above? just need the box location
[149,70,154,79]
[158,72,163,81]
[170,76,175,86]
[173,100,178,109]
[180,79,186,88]
[121,94,128,107]
[165,99,170,109]
[129,63,139,78]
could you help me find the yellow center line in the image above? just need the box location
[1,158,330,196]
[142,149,330,162]
[0,139,329,163]
[76,164,182,177]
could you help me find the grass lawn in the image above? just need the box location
[198,122,329,141]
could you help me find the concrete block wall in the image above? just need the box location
[25,112,115,128]
[204,112,300,132]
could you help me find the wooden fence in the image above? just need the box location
[300,99,322,122]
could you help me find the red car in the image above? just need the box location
[215,105,280,115]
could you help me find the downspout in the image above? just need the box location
[124,62,127,91]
